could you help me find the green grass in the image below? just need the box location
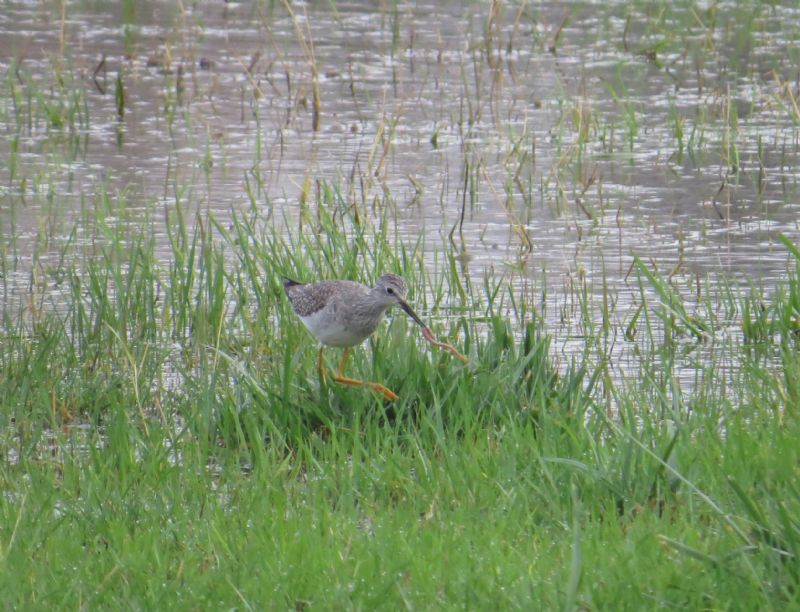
[1,185,799,608]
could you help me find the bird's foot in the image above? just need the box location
[333,375,399,402]
[368,383,400,402]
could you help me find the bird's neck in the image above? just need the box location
[353,294,392,321]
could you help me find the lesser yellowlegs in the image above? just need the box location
[283,273,464,401]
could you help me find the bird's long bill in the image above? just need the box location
[397,299,426,328]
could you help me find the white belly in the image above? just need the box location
[299,310,379,347]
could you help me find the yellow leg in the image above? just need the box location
[332,347,399,402]
[317,347,327,385]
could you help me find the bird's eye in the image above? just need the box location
[387,287,394,295]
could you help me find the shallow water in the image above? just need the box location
[1,1,799,387]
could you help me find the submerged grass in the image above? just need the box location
[1,183,799,608]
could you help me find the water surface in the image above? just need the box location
[2,0,799,384]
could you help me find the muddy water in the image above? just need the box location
[1,1,799,383]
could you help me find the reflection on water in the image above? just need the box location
[1,1,799,385]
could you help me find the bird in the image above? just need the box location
[283,273,425,401]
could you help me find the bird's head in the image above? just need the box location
[373,274,425,327]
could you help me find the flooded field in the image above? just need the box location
[3,2,800,608]
[3,3,800,381]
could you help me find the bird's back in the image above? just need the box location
[285,279,389,347]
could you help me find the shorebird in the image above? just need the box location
[283,273,425,401]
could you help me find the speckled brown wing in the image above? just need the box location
[284,281,330,317]
[283,280,366,318]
